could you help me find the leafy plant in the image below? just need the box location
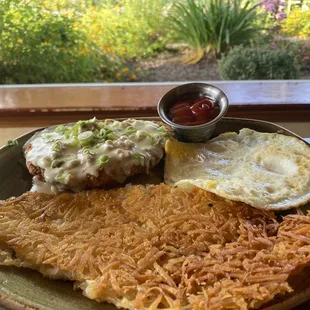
[168,0,208,63]
[81,0,170,61]
[286,0,310,14]
[168,0,261,63]
[0,0,149,84]
[218,45,300,79]
[254,0,287,38]
[286,41,310,73]
[0,0,97,83]
[281,7,310,38]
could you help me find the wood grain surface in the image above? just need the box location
[0,81,309,127]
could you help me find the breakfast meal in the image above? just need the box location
[1,184,310,310]
[24,118,169,194]
[165,128,310,210]
[1,115,310,310]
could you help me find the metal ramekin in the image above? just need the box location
[157,83,229,142]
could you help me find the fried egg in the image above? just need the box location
[164,128,310,210]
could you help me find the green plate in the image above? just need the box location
[0,117,309,310]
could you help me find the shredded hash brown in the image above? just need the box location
[1,184,310,309]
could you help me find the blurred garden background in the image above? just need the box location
[0,0,309,84]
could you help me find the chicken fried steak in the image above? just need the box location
[24,118,169,194]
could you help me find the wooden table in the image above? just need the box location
[0,81,310,310]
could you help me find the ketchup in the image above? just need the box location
[168,96,219,126]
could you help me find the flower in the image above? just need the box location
[264,3,275,12]
[17,39,23,44]
[122,67,129,73]
[260,0,287,22]
[275,12,287,22]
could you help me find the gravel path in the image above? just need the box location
[139,52,221,82]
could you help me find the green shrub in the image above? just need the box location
[81,0,170,60]
[168,0,261,63]
[0,0,138,84]
[290,41,310,73]
[218,46,300,80]
[267,39,310,73]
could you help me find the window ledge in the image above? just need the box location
[0,81,309,127]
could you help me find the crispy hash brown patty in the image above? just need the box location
[1,185,310,309]
[23,118,170,193]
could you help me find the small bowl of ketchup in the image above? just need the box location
[157,83,229,142]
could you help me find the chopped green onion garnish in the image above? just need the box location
[132,152,145,166]
[5,140,19,147]
[71,121,87,136]
[99,128,106,138]
[150,134,162,145]
[52,141,63,152]
[83,148,94,156]
[139,131,149,136]
[64,130,71,139]
[78,121,88,128]
[158,126,167,133]
[55,172,72,184]
[102,128,113,139]
[106,133,116,140]
[98,121,105,128]
[78,131,94,146]
[125,126,137,136]
[67,138,79,147]
[51,160,64,168]
[42,133,57,142]
[111,121,120,128]
[97,154,109,167]
[55,125,67,133]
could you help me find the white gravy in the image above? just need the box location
[24,118,168,193]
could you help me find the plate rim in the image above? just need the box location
[5,116,310,148]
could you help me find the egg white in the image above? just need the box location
[164,128,310,210]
